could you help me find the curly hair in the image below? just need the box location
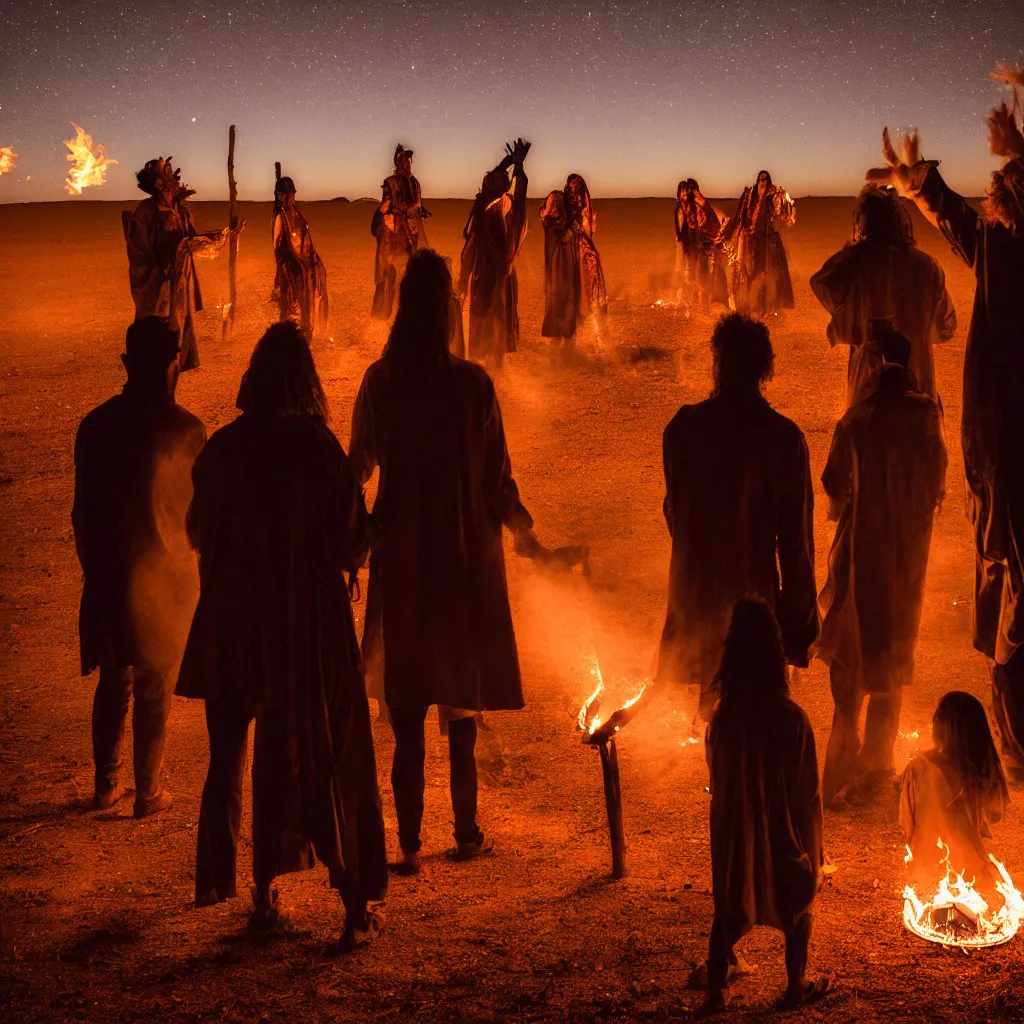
[853,185,915,246]
[236,321,328,420]
[983,158,1024,231]
[711,313,774,395]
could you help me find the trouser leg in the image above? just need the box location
[251,707,298,892]
[448,715,479,845]
[195,700,252,902]
[92,666,133,796]
[862,686,903,773]
[389,706,428,855]
[822,663,862,803]
[130,666,175,806]
[706,916,734,994]
[784,913,813,993]
[991,650,1024,772]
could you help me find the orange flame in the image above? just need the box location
[903,838,1024,947]
[64,123,117,195]
[0,146,17,176]
[576,657,648,740]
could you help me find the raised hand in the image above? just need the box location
[866,127,927,196]
[986,101,1024,159]
[511,138,531,166]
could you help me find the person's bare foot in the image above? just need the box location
[452,830,494,861]
[390,851,420,876]
[93,783,126,810]
[247,887,291,932]
[780,975,833,1009]
[133,789,172,818]
[699,989,726,1015]
[334,909,385,953]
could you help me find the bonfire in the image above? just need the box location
[64,123,117,195]
[903,838,1024,948]
[577,661,649,879]
[0,146,16,176]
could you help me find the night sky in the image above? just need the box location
[1,0,1022,202]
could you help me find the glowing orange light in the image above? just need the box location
[0,146,17,175]
[64,123,117,195]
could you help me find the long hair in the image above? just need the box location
[384,249,451,366]
[932,691,1008,809]
[711,313,774,395]
[712,599,789,717]
[236,321,328,420]
[983,158,1024,232]
[853,185,914,246]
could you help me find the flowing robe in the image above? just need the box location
[816,366,947,692]
[349,353,532,712]
[123,198,222,371]
[272,204,328,336]
[911,167,1024,669]
[810,240,956,406]
[900,749,1006,890]
[459,169,529,363]
[657,394,817,712]
[565,184,608,316]
[73,389,205,675]
[675,200,730,308]
[728,185,795,313]
[539,191,581,339]
[372,172,425,319]
[708,699,823,937]
[176,413,387,905]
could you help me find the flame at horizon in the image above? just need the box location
[64,123,117,195]
[0,146,17,176]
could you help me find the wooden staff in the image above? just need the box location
[599,738,627,879]
[225,124,238,340]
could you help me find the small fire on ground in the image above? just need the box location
[64,123,117,195]
[903,838,1024,948]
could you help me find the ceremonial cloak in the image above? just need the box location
[272,203,328,335]
[539,190,581,339]
[372,171,426,320]
[176,413,387,905]
[727,185,795,313]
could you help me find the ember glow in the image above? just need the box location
[576,660,649,745]
[577,663,605,735]
[903,839,1024,948]
[0,146,17,175]
[63,123,117,195]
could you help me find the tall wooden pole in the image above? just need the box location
[599,738,627,879]
[226,124,238,340]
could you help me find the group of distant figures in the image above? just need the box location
[77,72,1024,1008]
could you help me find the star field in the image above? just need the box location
[0,0,1021,201]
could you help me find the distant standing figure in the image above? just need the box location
[726,170,796,314]
[657,314,817,719]
[458,139,531,366]
[868,93,1024,777]
[675,178,730,311]
[539,189,580,347]
[699,600,829,1013]
[123,158,237,371]
[811,184,956,406]
[563,173,608,318]
[73,317,205,817]
[901,692,1008,891]
[272,175,328,337]
[351,250,540,874]
[817,325,947,807]
[372,145,427,320]
[177,323,387,947]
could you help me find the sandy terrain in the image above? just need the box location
[1,195,1021,1023]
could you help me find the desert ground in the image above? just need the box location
[1,194,1021,1023]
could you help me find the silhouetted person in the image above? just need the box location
[657,314,817,718]
[350,250,538,873]
[177,323,387,947]
[700,600,828,1013]
[901,692,1008,894]
[725,170,795,314]
[123,158,237,371]
[458,139,531,367]
[73,317,205,816]
[564,173,608,319]
[817,325,946,807]
[810,184,956,406]
[372,144,427,319]
[272,174,328,336]
[870,96,1024,777]
[539,189,580,350]
[675,178,729,312]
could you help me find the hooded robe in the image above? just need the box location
[273,202,329,336]
[539,190,581,339]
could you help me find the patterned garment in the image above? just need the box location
[272,203,328,336]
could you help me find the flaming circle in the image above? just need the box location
[902,840,1024,948]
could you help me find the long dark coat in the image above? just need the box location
[123,198,208,371]
[916,166,1024,668]
[709,699,823,937]
[349,353,532,712]
[817,366,946,692]
[728,186,795,313]
[539,191,580,338]
[459,169,529,362]
[810,240,956,405]
[657,394,817,711]
[72,387,205,675]
[176,413,387,904]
